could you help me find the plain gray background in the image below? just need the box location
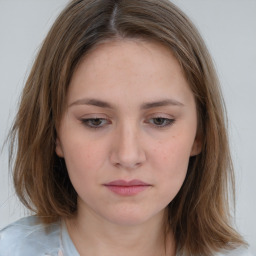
[0,0,255,253]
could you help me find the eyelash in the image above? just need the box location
[147,117,175,128]
[80,118,110,129]
[80,117,175,130]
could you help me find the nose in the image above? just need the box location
[110,123,146,170]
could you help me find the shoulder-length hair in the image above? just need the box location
[9,0,246,255]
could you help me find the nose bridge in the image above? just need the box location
[110,120,145,169]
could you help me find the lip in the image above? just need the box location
[104,179,151,196]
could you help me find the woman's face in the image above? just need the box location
[56,39,200,226]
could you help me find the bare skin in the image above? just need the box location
[65,209,176,256]
[56,39,200,255]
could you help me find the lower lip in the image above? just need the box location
[104,185,150,196]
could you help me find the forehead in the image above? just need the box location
[77,38,180,76]
[67,39,193,107]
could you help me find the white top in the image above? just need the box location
[0,216,78,256]
[0,216,253,256]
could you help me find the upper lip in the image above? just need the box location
[104,179,150,186]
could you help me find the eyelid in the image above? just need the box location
[145,112,175,121]
[80,113,109,118]
[145,113,176,128]
[78,113,175,130]
[148,118,175,127]
[80,117,111,129]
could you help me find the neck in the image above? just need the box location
[65,208,176,256]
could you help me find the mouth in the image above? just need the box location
[103,179,152,196]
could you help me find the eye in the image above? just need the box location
[148,117,175,128]
[80,118,110,129]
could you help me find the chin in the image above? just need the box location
[101,207,165,227]
[107,215,151,227]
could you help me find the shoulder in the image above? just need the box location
[218,247,255,256]
[0,216,61,256]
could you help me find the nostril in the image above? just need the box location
[113,160,143,170]
[110,131,146,168]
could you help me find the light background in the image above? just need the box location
[0,0,255,253]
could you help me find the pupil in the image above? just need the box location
[155,118,164,125]
[92,119,101,125]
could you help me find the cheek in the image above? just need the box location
[151,134,194,194]
[62,141,109,203]
[158,145,189,183]
[154,134,192,166]
[61,138,107,183]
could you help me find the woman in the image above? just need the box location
[0,0,252,255]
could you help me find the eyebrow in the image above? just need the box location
[69,98,184,109]
[141,99,184,109]
[69,99,113,108]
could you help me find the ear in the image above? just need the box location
[55,137,64,157]
[190,135,202,156]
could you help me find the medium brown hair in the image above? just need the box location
[9,0,246,255]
